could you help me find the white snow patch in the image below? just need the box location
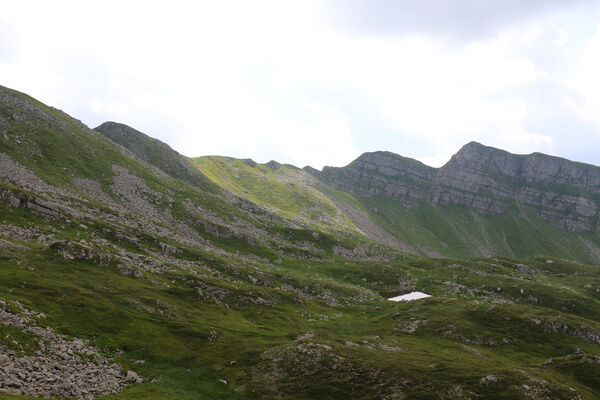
[388,291,431,302]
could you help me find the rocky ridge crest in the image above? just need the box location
[309,142,600,232]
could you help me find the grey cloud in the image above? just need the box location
[325,0,591,41]
[519,81,600,167]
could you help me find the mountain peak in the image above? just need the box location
[451,141,507,159]
[461,140,485,149]
[265,160,282,170]
[95,120,128,130]
[95,121,171,149]
[94,121,214,190]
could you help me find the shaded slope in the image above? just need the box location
[95,121,217,191]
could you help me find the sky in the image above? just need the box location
[1,1,600,169]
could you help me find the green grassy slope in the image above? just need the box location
[3,207,600,398]
[192,156,361,234]
[191,149,600,264]
[3,84,600,399]
[0,85,319,258]
[361,195,600,264]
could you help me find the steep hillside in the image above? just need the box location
[193,156,401,247]
[94,121,216,191]
[433,141,600,231]
[308,144,600,263]
[4,84,600,399]
[91,118,600,264]
[310,151,437,209]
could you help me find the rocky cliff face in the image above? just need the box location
[308,151,436,209]
[311,142,600,233]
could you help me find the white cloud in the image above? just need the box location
[0,1,598,169]
[568,25,600,130]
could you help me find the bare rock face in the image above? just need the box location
[431,142,518,215]
[435,142,600,231]
[310,142,600,232]
[311,152,436,209]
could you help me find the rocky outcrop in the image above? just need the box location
[50,240,114,266]
[434,142,600,230]
[310,142,600,232]
[308,151,436,209]
[0,300,139,399]
[533,317,600,346]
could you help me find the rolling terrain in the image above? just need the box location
[2,84,600,399]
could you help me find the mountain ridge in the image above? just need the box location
[87,115,600,263]
[309,140,600,230]
[5,84,600,399]
[94,121,218,191]
[91,117,600,227]
[311,140,600,176]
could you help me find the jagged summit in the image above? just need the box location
[320,141,600,176]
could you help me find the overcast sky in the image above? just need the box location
[2,1,600,169]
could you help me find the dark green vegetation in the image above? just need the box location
[2,84,600,399]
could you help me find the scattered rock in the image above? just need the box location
[481,375,498,383]
[0,299,139,399]
[514,263,538,276]
[126,370,139,383]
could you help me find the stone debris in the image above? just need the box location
[332,243,398,262]
[0,299,140,399]
[395,319,429,334]
[0,153,63,196]
[534,317,600,346]
[0,224,43,242]
[480,375,498,383]
[514,263,539,276]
